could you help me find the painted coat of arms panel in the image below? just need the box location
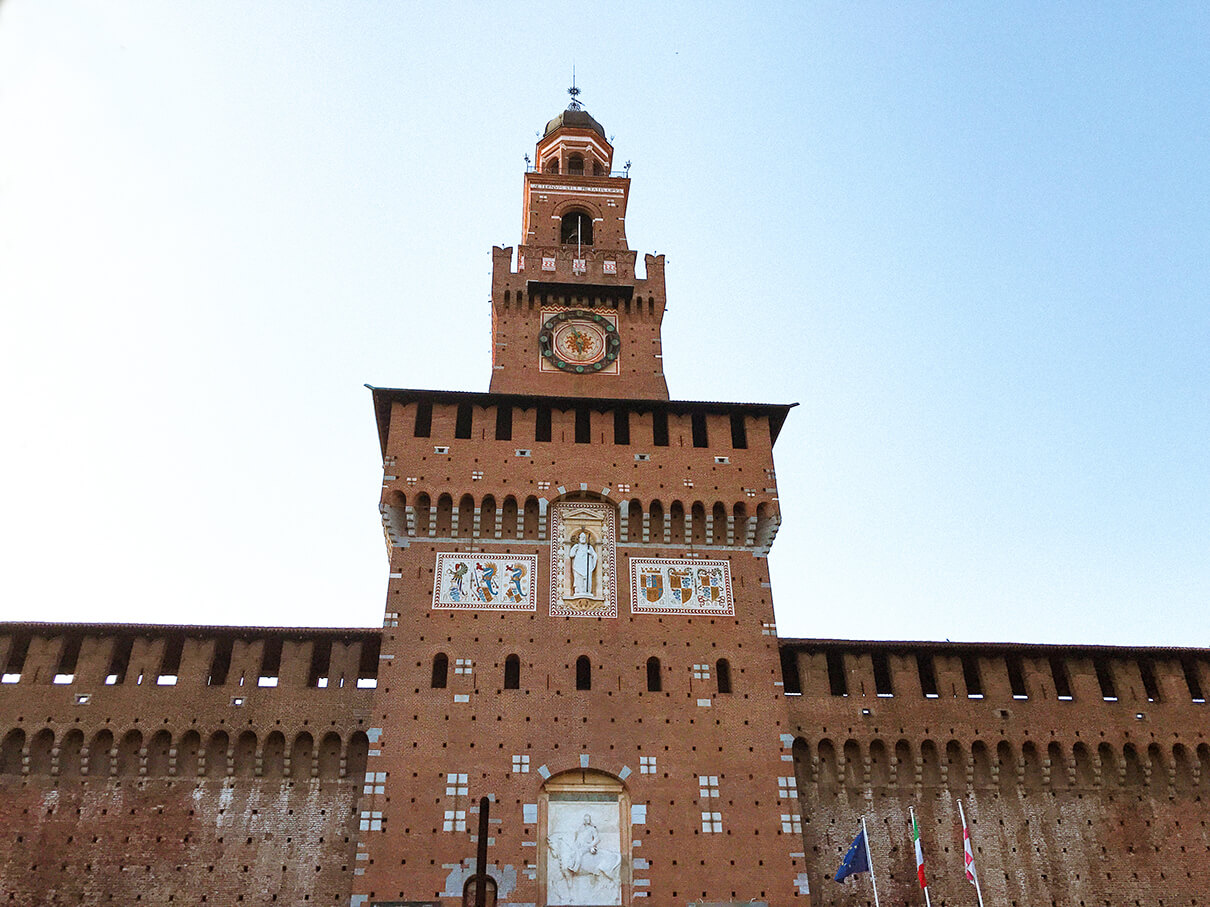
[550,502,617,618]
[432,553,537,611]
[629,558,734,616]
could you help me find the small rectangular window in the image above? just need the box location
[652,410,669,447]
[916,653,938,698]
[494,404,513,441]
[613,410,630,445]
[961,655,983,699]
[454,403,473,439]
[826,651,847,697]
[575,407,591,444]
[691,412,708,448]
[871,651,893,697]
[1006,654,1029,700]
[1050,656,1073,700]
[729,413,747,449]
[414,402,432,438]
[535,405,552,442]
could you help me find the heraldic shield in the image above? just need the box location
[641,570,663,602]
[667,568,694,604]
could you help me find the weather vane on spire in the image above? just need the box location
[567,66,582,110]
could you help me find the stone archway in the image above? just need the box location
[540,769,630,907]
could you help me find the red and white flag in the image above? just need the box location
[962,809,978,885]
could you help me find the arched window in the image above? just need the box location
[646,657,661,692]
[544,158,559,174]
[504,654,521,690]
[431,653,449,689]
[560,211,594,245]
[575,655,591,691]
[568,153,584,175]
[716,658,732,694]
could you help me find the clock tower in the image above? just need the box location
[489,93,669,400]
[357,94,804,907]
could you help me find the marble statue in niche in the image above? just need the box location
[549,502,616,618]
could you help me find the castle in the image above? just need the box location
[0,98,1207,907]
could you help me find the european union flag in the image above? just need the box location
[834,826,870,882]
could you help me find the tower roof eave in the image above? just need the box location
[366,385,797,458]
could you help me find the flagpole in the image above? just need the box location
[910,806,932,907]
[862,815,881,907]
[958,799,986,907]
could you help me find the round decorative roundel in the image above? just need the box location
[539,310,621,374]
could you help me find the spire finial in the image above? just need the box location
[567,67,582,110]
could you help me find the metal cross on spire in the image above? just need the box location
[567,67,582,110]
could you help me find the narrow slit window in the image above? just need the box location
[575,407,591,444]
[1182,657,1205,703]
[691,412,708,448]
[208,638,232,686]
[614,410,630,445]
[54,635,82,685]
[961,655,983,699]
[575,655,591,691]
[826,651,847,697]
[917,653,939,698]
[535,406,552,442]
[158,635,185,685]
[871,651,893,697]
[107,635,134,686]
[780,649,802,695]
[1006,654,1029,699]
[2,632,30,683]
[729,412,748,449]
[414,402,432,438]
[1094,658,1117,701]
[1138,659,1160,703]
[495,404,513,441]
[307,638,332,688]
[356,636,380,688]
[454,403,473,439]
[258,637,282,687]
[1050,656,1073,700]
[652,410,669,447]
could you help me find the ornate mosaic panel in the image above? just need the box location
[431,554,537,611]
[629,558,735,616]
[550,502,617,618]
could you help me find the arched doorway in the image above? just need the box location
[541,769,630,906]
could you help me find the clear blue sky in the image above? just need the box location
[1,3,1207,646]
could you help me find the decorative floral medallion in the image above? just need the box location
[539,309,621,375]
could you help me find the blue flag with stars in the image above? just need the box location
[835,826,870,882]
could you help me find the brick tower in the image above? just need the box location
[356,94,806,906]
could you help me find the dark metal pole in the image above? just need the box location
[474,795,490,907]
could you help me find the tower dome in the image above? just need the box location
[543,106,606,139]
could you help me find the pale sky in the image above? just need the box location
[1,3,1207,647]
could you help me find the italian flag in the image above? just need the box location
[911,812,927,889]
